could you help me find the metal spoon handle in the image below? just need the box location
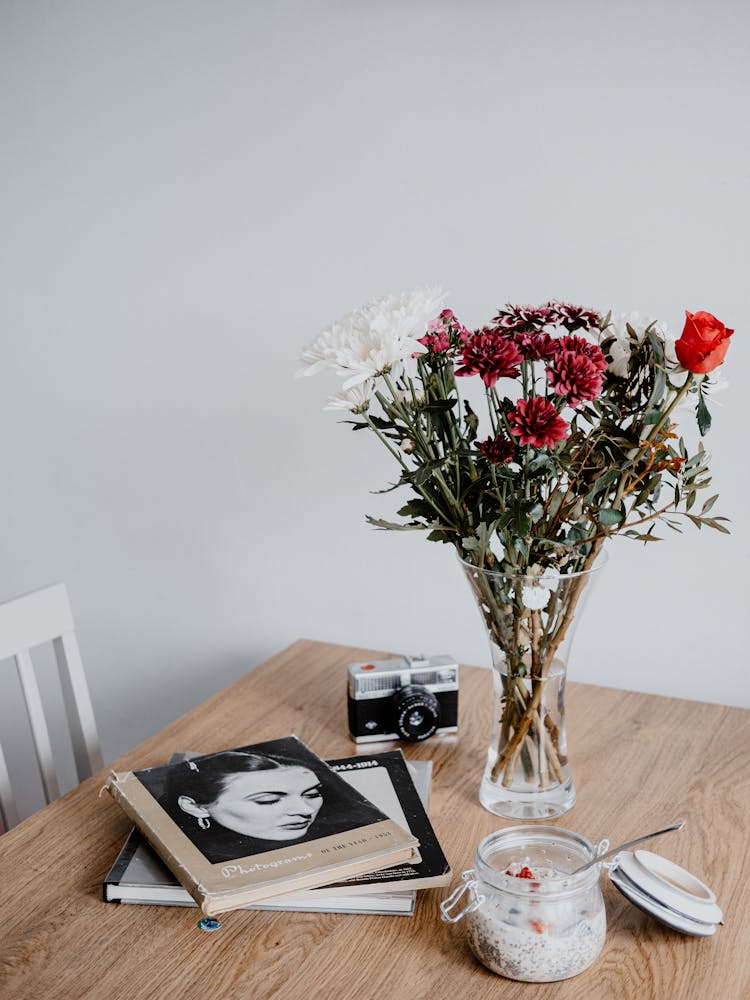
[571,819,686,875]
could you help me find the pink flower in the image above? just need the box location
[555,335,607,371]
[417,310,471,354]
[508,397,569,448]
[547,351,603,406]
[417,330,451,353]
[478,434,515,464]
[455,332,523,387]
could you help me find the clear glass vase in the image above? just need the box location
[460,554,607,820]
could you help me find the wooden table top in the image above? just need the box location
[1,639,749,1000]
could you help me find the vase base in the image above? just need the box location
[479,776,576,821]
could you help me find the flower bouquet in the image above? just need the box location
[299,290,733,818]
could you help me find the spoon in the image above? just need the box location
[570,819,686,875]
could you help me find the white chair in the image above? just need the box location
[0,583,103,830]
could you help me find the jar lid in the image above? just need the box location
[608,850,723,936]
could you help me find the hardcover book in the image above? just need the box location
[299,751,450,896]
[104,755,437,915]
[104,736,419,916]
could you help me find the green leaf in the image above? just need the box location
[528,453,558,474]
[426,529,452,543]
[641,409,665,425]
[696,388,712,436]
[625,530,662,543]
[598,507,624,526]
[411,458,447,487]
[584,469,619,504]
[529,503,545,523]
[365,516,427,531]
[646,329,667,409]
[700,494,719,515]
[421,399,457,414]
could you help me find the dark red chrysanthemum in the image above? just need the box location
[493,304,555,333]
[478,434,515,465]
[547,350,603,406]
[508,397,569,448]
[455,332,523,387]
[548,302,601,333]
[514,331,558,361]
[555,335,608,371]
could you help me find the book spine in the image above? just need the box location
[104,774,209,913]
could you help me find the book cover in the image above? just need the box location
[290,751,450,896]
[104,756,434,916]
[104,736,418,915]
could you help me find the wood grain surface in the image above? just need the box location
[1,639,748,1000]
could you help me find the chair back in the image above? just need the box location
[0,583,103,829]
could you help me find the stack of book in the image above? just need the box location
[104,736,450,917]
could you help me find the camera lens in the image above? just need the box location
[392,685,440,742]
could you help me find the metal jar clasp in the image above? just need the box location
[440,869,486,923]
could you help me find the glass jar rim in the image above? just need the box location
[473,825,602,897]
[456,548,608,582]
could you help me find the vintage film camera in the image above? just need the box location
[347,654,459,743]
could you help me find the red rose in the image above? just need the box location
[675,311,733,374]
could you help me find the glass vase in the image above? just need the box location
[459,554,606,820]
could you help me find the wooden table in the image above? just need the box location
[1,639,749,999]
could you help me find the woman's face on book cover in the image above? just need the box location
[205,765,324,840]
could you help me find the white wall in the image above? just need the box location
[2,1,748,813]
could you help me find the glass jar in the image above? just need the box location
[441,826,607,983]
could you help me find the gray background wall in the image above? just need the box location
[2,1,748,817]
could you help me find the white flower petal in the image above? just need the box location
[600,313,673,378]
[300,286,448,385]
[324,381,374,413]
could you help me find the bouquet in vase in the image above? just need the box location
[299,289,733,818]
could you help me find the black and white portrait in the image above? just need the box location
[135,738,386,864]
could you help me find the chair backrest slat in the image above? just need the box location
[0,744,20,830]
[54,633,103,778]
[15,649,61,803]
[0,584,74,661]
[0,583,102,829]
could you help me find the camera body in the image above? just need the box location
[347,654,459,743]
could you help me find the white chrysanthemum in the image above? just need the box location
[324,381,374,414]
[298,287,448,389]
[299,325,352,377]
[600,312,674,378]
